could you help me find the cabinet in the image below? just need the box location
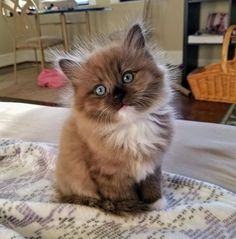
[182,0,236,88]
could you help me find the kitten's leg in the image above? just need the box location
[57,192,150,214]
[136,167,167,210]
[136,173,161,203]
[56,154,100,202]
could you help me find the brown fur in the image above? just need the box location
[55,24,173,214]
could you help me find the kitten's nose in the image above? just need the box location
[113,87,126,103]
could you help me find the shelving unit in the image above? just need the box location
[182,0,236,88]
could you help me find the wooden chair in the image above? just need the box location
[0,0,65,83]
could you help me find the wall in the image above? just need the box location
[0,14,15,66]
[0,15,13,54]
[37,0,184,54]
[0,6,38,66]
[1,0,231,68]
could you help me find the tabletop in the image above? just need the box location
[37,5,111,15]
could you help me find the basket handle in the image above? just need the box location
[221,25,236,73]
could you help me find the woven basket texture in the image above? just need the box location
[188,25,236,103]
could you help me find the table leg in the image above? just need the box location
[35,14,45,70]
[60,13,69,51]
[85,11,91,37]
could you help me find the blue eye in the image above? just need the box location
[94,84,106,96]
[122,72,134,83]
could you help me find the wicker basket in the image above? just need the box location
[188,25,236,103]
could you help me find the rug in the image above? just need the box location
[0,139,236,239]
[222,104,236,126]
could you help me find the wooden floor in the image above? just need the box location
[0,63,65,104]
[172,93,230,123]
[0,62,231,124]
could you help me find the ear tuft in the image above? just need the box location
[124,24,145,50]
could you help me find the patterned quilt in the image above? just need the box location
[0,139,236,239]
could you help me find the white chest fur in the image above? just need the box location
[104,112,169,182]
[110,118,166,155]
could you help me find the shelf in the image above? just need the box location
[188,0,228,3]
[188,34,223,44]
[188,34,236,44]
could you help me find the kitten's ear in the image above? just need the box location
[124,24,145,50]
[58,58,80,84]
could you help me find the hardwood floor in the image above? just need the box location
[0,64,63,104]
[0,96,60,107]
[172,93,231,123]
[0,62,231,124]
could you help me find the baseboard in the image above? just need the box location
[0,50,52,68]
[0,49,184,68]
[0,51,34,68]
[0,53,13,67]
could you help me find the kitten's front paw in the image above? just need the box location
[150,197,167,211]
[136,172,162,204]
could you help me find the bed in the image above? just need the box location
[0,102,236,238]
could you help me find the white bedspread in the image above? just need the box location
[0,139,236,239]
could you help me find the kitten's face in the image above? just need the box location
[59,24,168,124]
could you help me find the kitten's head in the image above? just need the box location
[58,24,170,124]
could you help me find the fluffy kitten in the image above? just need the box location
[55,24,173,214]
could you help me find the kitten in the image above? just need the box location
[55,24,173,214]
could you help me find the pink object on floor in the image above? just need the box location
[37,68,68,88]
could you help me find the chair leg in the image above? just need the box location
[13,48,17,84]
[34,48,40,72]
[39,47,45,71]
[60,13,69,51]
[86,12,91,37]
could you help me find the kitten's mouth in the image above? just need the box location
[118,102,131,111]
